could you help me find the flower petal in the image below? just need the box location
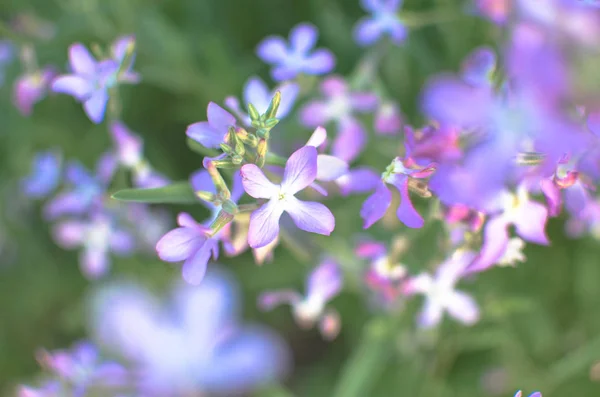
[418,298,444,328]
[316,154,348,181]
[51,75,92,100]
[513,200,549,245]
[83,90,109,124]
[360,181,391,229]
[181,238,215,285]
[156,227,204,262]
[257,36,288,63]
[110,230,136,255]
[392,175,424,228]
[207,102,236,130]
[69,43,96,75]
[240,164,278,199]
[243,77,270,114]
[282,146,318,194]
[336,167,381,196]
[306,259,343,302]
[290,23,318,53]
[258,290,302,310]
[467,215,510,273]
[248,200,285,248]
[299,100,331,127]
[21,151,61,198]
[52,220,86,248]
[276,82,300,118]
[302,49,335,75]
[306,126,328,148]
[332,118,367,163]
[354,19,383,47]
[186,121,225,149]
[81,247,109,279]
[283,197,335,236]
[446,291,479,325]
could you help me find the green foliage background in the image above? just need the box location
[1,0,600,396]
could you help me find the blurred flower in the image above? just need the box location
[496,237,526,267]
[21,150,62,199]
[374,101,403,135]
[514,391,542,397]
[36,341,128,397]
[354,0,407,46]
[357,239,407,304]
[300,75,378,162]
[91,270,290,395]
[225,76,299,126]
[17,381,63,397]
[110,121,169,188]
[474,0,512,24]
[44,153,116,219]
[0,40,15,86]
[186,102,236,149]
[241,145,335,248]
[52,36,139,123]
[259,259,343,339]
[335,166,381,196]
[13,66,55,116]
[52,211,135,278]
[257,22,335,81]
[404,249,479,328]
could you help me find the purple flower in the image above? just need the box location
[514,391,542,397]
[53,211,135,278]
[354,0,407,46]
[51,36,139,123]
[13,66,55,116]
[361,154,435,229]
[37,341,127,397]
[357,239,407,304]
[257,23,335,81]
[300,76,378,162]
[468,187,549,273]
[473,0,511,24]
[21,150,62,199]
[258,259,343,339]
[186,102,236,149]
[17,381,63,397]
[224,76,299,126]
[44,153,116,219]
[335,167,381,196]
[304,126,349,195]
[404,250,479,328]
[240,145,335,249]
[91,270,290,395]
[110,121,169,188]
[374,101,403,135]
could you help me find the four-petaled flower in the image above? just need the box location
[354,0,407,46]
[258,259,343,339]
[257,23,335,81]
[241,145,335,249]
[186,102,236,149]
[404,250,480,328]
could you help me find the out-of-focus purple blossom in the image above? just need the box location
[36,341,128,397]
[336,167,381,196]
[405,125,462,164]
[53,211,135,278]
[257,23,335,81]
[361,152,436,229]
[21,150,62,199]
[300,76,378,162]
[259,259,343,339]
[124,204,172,251]
[17,381,63,397]
[92,269,290,395]
[51,36,139,123]
[110,121,169,188]
[354,0,407,46]
[44,153,116,219]
[357,239,407,304]
[0,40,14,86]
[473,0,512,24]
[514,391,543,397]
[13,66,55,116]
[374,101,402,135]
[404,250,479,328]
[186,102,236,149]
[225,76,299,126]
[241,145,335,248]
[460,46,497,88]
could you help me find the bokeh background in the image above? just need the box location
[1,0,600,396]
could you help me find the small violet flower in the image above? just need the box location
[404,250,480,328]
[514,391,542,397]
[257,23,335,81]
[354,0,407,46]
[374,101,403,135]
[21,150,62,199]
[240,145,335,249]
[186,102,236,149]
[259,259,343,339]
[356,239,407,304]
[52,36,139,123]
[14,66,55,116]
[225,76,299,126]
[53,211,135,279]
[300,76,379,162]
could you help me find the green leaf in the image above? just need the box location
[111,182,197,204]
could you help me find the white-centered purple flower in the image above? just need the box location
[91,270,290,396]
[13,66,56,116]
[224,76,299,126]
[404,250,480,328]
[21,150,62,199]
[53,211,135,279]
[300,76,378,162]
[240,145,335,249]
[186,102,236,149]
[354,0,407,46]
[257,22,335,81]
[357,239,407,304]
[259,259,343,339]
[51,36,139,123]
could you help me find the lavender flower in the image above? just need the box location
[52,211,135,278]
[13,66,55,116]
[51,36,139,123]
[354,0,407,46]
[186,102,236,149]
[374,101,403,135]
[225,76,299,126]
[473,0,511,25]
[404,250,480,328]
[21,150,61,199]
[241,145,335,248]
[257,23,335,81]
[91,270,290,395]
[305,126,349,195]
[17,381,62,397]
[259,259,343,339]
[300,76,378,162]
[357,239,407,304]
[514,391,542,397]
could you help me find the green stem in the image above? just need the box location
[265,152,287,167]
